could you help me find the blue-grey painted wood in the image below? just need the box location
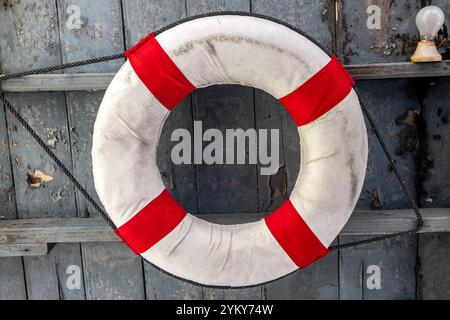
[416,0,450,301]
[0,0,83,300]
[417,73,450,299]
[0,54,25,299]
[24,244,85,300]
[0,257,27,300]
[418,233,450,299]
[57,0,146,300]
[339,236,417,300]
[0,1,76,218]
[420,79,450,206]
[203,287,262,300]
[144,263,204,300]
[252,0,335,52]
[81,242,145,300]
[336,0,421,64]
[263,247,339,300]
[122,0,187,48]
[187,0,250,14]
[0,100,15,219]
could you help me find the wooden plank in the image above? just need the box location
[0,20,25,299]
[63,91,109,217]
[187,0,250,14]
[56,0,146,300]
[251,0,335,52]
[415,0,450,292]
[144,263,204,300]
[1,208,447,246]
[418,77,450,208]
[263,245,339,300]
[418,77,450,299]
[1,73,116,92]
[122,0,202,300]
[0,257,27,300]
[0,0,83,300]
[2,61,450,92]
[5,92,78,218]
[0,217,119,244]
[418,233,450,299]
[81,242,145,300]
[339,236,417,300]
[203,286,261,300]
[336,0,421,64]
[0,97,15,219]
[0,243,48,257]
[23,244,85,300]
[341,209,450,235]
[122,0,187,48]
[346,61,450,80]
[58,0,125,74]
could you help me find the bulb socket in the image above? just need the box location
[411,40,442,62]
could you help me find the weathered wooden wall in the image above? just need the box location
[0,0,449,299]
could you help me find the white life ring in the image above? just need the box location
[92,13,368,287]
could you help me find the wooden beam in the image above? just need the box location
[0,243,48,257]
[0,73,114,92]
[0,208,449,247]
[0,217,118,245]
[347,61,450,80]
[1,61,450,92]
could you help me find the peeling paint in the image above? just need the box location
[26,169,54,188]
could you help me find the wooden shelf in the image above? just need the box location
[0,208,449,257]
[1,61,450,92]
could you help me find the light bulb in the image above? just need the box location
[416,5,445,41]
[411,5,446,62]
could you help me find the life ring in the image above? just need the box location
[92,13,368,287]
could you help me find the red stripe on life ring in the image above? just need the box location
[279,55,354,127]
[115,189,187,254]
[125,33,196,110]
[265,200,330,268]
